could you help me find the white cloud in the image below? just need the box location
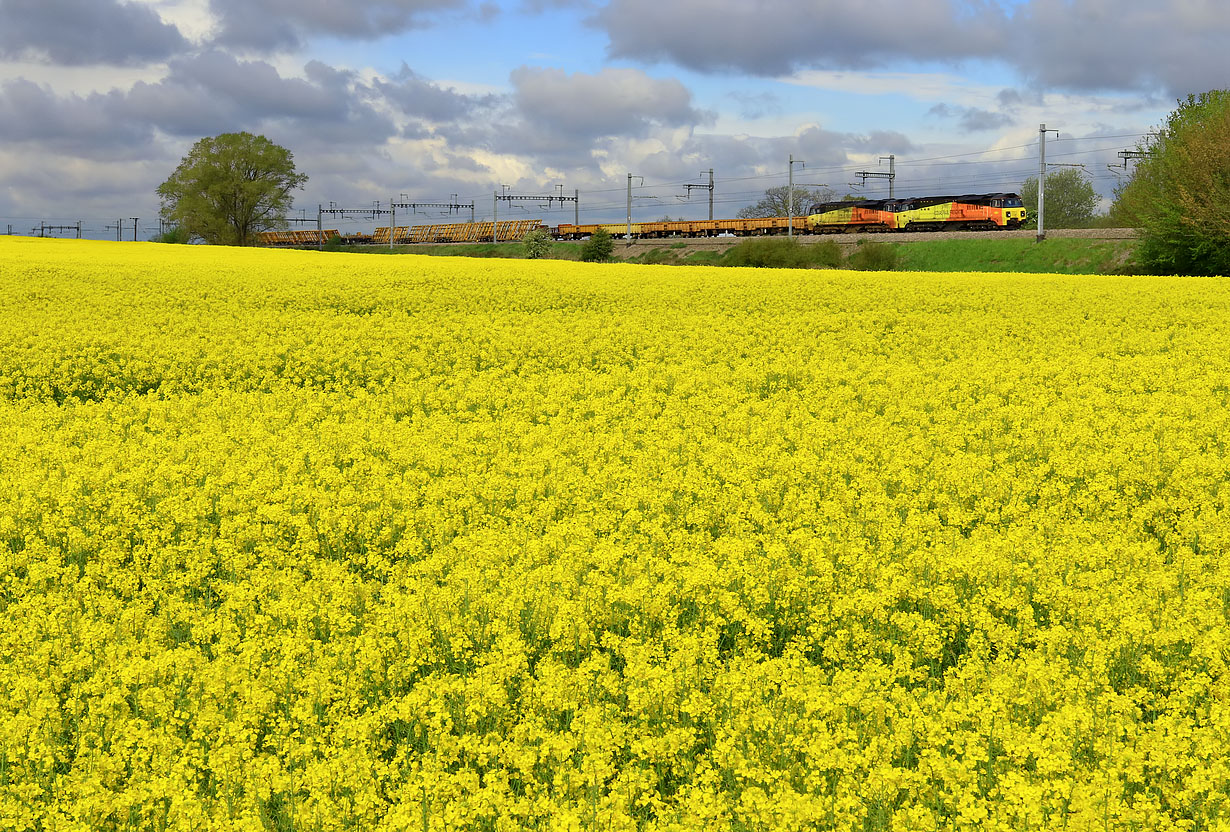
[137,0,216,42]
[786,70,1003,107]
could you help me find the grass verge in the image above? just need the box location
[897,237,1138,274]
[333,235,1139,274]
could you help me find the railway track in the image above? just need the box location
[608,227,1137,255]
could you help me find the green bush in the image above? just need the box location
[683,250,722,265]
[521,228,552,259]
[1021,168,1099,229]
[845,240,901,271]
[632,248,681,265]
[806,240,844,268]
[721,238,843,269]
[152,225,193,244]
[1113,90,1230,275]
[580,228,614,262]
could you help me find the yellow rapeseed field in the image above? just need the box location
[2,236,1229,831]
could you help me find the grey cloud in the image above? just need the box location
[432,67,714,171]
[1005,0,1221,94]
[928,103,1012,132]
[592,0,1006,76]
[519,0,593,11]
[0,54,398,161]
[208,0,466,51]
[124,52,397,145]
[510,66,711,140]
[0,0,189,66]
[856,130,916,155]
[418,152,491,174]
[0,79,154,153]
[591,0,1230,96]
[996,88,1044,110]
[376,64,499,122]
[0,157,171,222]
[958,109,1012,132]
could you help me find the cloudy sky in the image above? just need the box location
[0,0,1218,238]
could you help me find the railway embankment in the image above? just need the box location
[611,226,1136,255]
[341,228,1142,275]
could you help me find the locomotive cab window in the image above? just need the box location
[1005,197,1024,207]
[991,199,1002,208]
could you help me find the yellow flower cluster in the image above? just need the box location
[2,236,1229,831]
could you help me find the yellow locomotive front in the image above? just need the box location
[997,194,1027,228]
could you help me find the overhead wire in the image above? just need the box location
[7,131,1154,236]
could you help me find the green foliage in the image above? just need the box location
[897,238,1136,275]
[157,132,308,246]
[682,250,723,265]
[722,238,843,268]
[321,234,344,253]
[580,228,614,262]
[152,225,194,244]
[845,240,901,271]
[1021,168,1100,229]
[737,185,835,218]
[521,228,553,259]
[1113,90,1230,275]
[629,248,682,265]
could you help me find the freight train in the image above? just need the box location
[256,193,1026,247]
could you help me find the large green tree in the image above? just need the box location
[737,185,835,218]
[157,132,308,246]
[1020,168,1100,229]
[1113,90,1230,275]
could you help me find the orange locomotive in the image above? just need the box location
[808,193,1027,232]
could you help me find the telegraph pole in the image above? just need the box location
[855,157,896,198]
[318,202,392,248]
[1038,124,1059,243]
[388,196,476,246]
[683,169,715,221]
[493,189,577,242]
[788,155,804,238]
[625,174,645,243]
[1038,124,1046,243]
[627,173,632,241]
[130,218,139,242]
[708,169,714,220]
[40,222,85,239]
[882,155,895,199]
[493,185,510,243]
